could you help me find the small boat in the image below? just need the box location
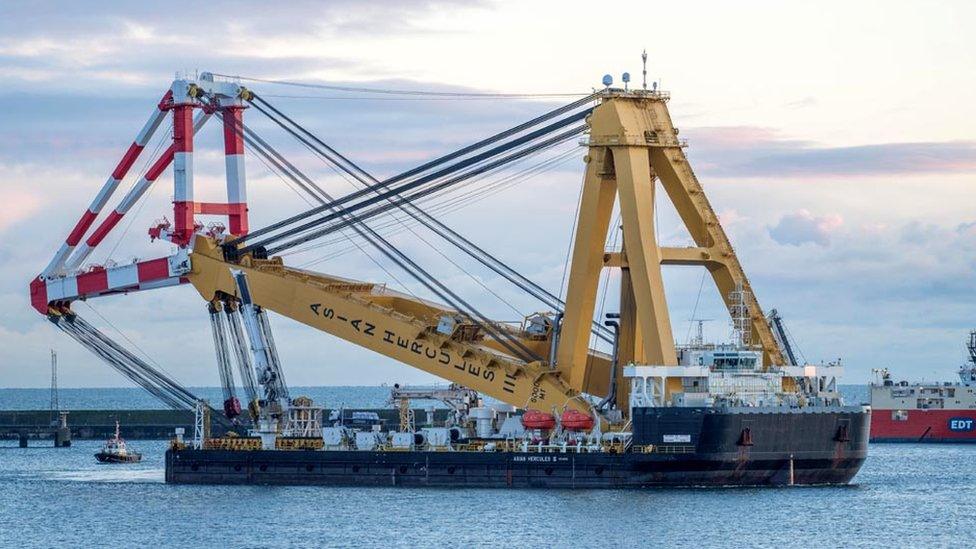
[95,420,142,463]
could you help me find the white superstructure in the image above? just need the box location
[871,331,976,411]
[627,342,845,409]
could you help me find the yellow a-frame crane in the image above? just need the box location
[557,91,785,410]
[186,89,783,420]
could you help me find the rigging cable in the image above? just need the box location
[53,312,198,410]
[594,212,622,348]
[292,147,580,266]
[242,93,611,342]
[243,124,524,318]
[210,72,590,99]
[249,91,597,190]
[247,94,592,320]
[259,125,587,257]
[81,301,177,380]
[102,124,172,263]
[245,135,542,362]
[684,270,708,345]
[215,102,541,362]
[229,94,597,248]
[559,163,587,301]
[245,129,416,297]
[277,133,581,259]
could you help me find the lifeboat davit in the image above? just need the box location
[561,409,595,431]
[521,409,556,430]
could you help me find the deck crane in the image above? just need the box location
[388,383,481,431]
[30,71,788,426]
[767,309,800,367]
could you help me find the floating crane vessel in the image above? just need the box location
[30,70,869,488]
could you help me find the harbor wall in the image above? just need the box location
[0,408,450,440]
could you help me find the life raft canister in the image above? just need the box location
[521,409,556,430]
[561,409,595,431]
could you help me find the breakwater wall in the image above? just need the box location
[0,408,451,440]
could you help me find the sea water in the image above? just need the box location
[1,385,970,548]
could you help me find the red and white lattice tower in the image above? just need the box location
[31,73,250,315]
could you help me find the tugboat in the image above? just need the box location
[95,421,142,463]
[870,331,976,442]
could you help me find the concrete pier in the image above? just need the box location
[54,426,71,447]
[54,411,71,447]
[2,408,449,441]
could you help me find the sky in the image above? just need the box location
[1,0,974,390]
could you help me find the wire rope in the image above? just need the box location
[210,73,590,99]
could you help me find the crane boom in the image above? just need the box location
[187,237,590,415]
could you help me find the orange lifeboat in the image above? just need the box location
[521,409,556,430]
[561,409,595,431]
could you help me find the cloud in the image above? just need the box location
[0,194,41,233]
[685,126,976,177]
[899,221,944,245]
[716,208,747,226]
[785,96,817,109]
[767,209,843,246]
[956,221,976,238]
[0,1,488,93]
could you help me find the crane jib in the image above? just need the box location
[230,107,593,253]
[253,124,588,257]
[225,95,613,345]
[228,93,597,247]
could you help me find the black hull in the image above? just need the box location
[165,406,869,488]
[95,452,142,463]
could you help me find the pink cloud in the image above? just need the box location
[684,126,976,178]
[768,209,843,247]
[0,189,42,233]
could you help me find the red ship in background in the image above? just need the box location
[871,331,976,442]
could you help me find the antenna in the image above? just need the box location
[968,330,976,364]
[641,50,648,90]
[50,349,59,426]
[602,74,613,89]
[622,72,631,91]
[688,318,714,346]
